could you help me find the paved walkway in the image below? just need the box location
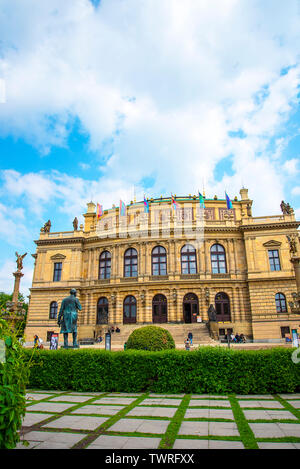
[16,391,300,449]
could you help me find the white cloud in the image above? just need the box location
[0,0,300,216]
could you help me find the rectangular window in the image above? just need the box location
[53,262,62,282]
[268,250,281,271]
[281,326,290,338]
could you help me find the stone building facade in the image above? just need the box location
[24,188,300,343]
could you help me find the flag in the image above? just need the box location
[171,194,179,210]
[225,192,233,210]
[119,200,126,216]
[199,191,205,209]
[97,203,103,220]
[144,196,149,213]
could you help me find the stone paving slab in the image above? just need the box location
[238,400,284,409]
[191,395,228,399]
[288,401,300,409]
[243,410,297,420]
[184,408,234,420]
[48,394,92,403]
[173,439,244,449]
[258,442,300,449]
[127,406,177,417]
[18,430,87,449]
[87,435,161,449]
[26,393,55,401]
[148,394,185,398]
[139,398,182,406]
[107,393,144,397]
[188,399,231,407]
[236,395,274,399]
[93,397,137,405]
[279,394,300,399]
[109,418,170,434]
[71,404,124,415]
[42,415,108,430]
[25,402,76,413]
[22,412,55,427]
[178,421,239,437]
[249,423,300,438]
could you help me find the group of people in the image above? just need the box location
[228,332,246,343]
[108,325,121,334]
[33,335,44,349]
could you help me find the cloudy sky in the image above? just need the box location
[0,0,299,296]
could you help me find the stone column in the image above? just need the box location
[12,271,24,306]
[291,256,300,292]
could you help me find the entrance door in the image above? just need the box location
[152,294,168,323]
[183,293,198,323]
[215,293,231,322]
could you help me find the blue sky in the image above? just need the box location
[0,0,299,296]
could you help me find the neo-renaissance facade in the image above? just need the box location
[24,188,300,343]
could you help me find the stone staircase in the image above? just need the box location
[85,323,217,350]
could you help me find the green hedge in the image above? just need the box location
[23,346,300,394]
[126,325,175,351]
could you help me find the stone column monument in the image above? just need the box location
[5,253,27,325]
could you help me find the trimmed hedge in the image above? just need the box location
[126,326,175,351]
[23,346,300,394]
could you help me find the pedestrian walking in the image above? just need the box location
[188,331,193,345]
[184,338,190,351]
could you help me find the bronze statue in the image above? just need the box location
[207,304,217,322]
[73,217,78,231]
[15,252,27,271]
[57,288,82,348]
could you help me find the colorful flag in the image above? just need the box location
[171,194,179,210]
[97,203,103,220]
[225,192,233,210]
[119,200,126,216]
[144,196,149,213]
[199,191,205,209]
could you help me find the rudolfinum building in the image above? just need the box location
[24,188,300,345]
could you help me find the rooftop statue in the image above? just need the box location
[73,217,78,231]
[41,219,51,233]
[280,201,294,215]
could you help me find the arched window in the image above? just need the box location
[215,292,231,321]
[211,244,227,274]
[123,295,137,324]
[124,248,138,277]
[99,251,111,279]
[181,244,197,274]
[152,294,168,323]
[97,297,109,324]
[275,293,287,313]
[152,246,167,276]
[49,301,58,320]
